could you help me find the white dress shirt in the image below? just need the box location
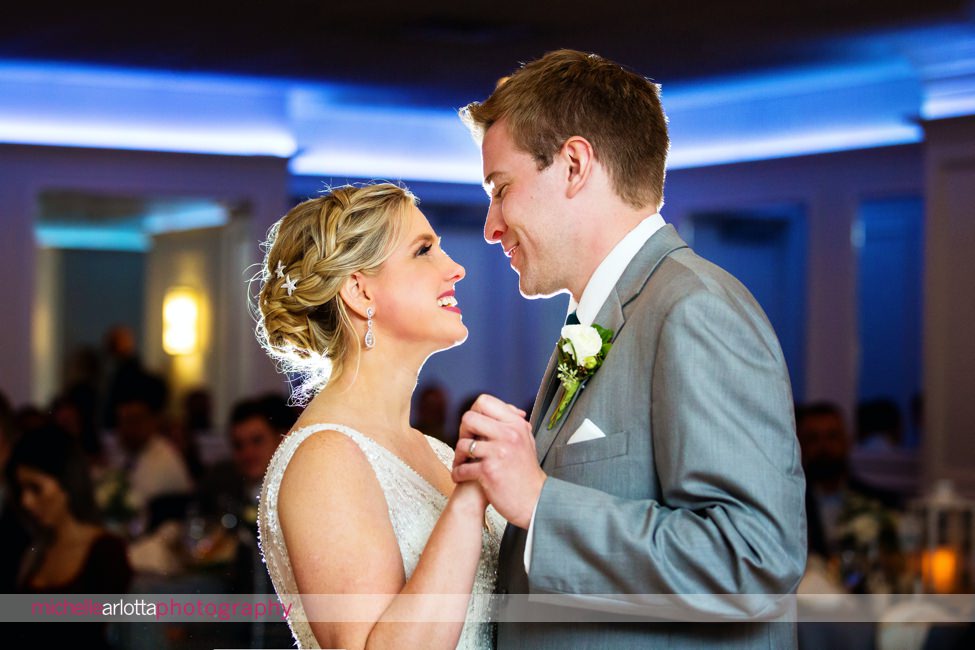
[128,435,194,505]
[524,213,666,571]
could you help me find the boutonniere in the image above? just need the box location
[548,323,613,429]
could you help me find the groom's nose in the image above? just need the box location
[484,206,505,244]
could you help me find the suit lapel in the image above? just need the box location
[529,346,561,433]
[532,224,690,464]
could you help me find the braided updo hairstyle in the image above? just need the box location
[255,183,416,402]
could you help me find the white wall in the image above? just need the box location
[30,247,63,405]
[664,144,925,422]
[922,116,975,496]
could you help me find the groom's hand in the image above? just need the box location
[451,394,546,529]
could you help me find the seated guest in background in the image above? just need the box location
[58,345,104,459]
[114,373,193,510]
[51,387,101,463]
[6,425,132,649]
[856,398,904,451]
[14,404,48,437]
[196,393,296,649]
[412,383,451,447]
[103,324,146,430]
[850,397,921,501]
[165,388,213,482]
[0,390,31,592]
[199,393,296,529]
[797,402,901,591]
[453,393,482,450]
[174,387,230,471]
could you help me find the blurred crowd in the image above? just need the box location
[0,325,302,648]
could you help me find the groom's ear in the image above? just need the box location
[338,272,374,319]
[561,135,594,199]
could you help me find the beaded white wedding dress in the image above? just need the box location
[258,423,504,649]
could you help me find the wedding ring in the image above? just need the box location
[468,439,479,460]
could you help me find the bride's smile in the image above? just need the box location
[437,290,460,313]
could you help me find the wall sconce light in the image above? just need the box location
[163,286,200,356]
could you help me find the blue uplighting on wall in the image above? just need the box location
[35,198,229,252]
[668,123,923,169]
[35,225,150,252]
[142,201,229,234]
[662,60,918,111]
[3,21,975,181]
[0,120,297,157]
[0,61,297,157]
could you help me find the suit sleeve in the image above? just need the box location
[527,287,807,617]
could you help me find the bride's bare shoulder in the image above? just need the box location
[278,426,379,510]
[275,425,404,617]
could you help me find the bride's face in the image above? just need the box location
[369,205,468,351]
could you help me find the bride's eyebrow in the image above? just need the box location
[407,233,437,247]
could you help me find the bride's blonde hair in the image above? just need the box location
[253,183,415,402]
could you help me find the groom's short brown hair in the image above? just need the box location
[460,49,670,211]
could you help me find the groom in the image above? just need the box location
[452,50,807,648]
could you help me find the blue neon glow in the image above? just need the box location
[662,57,924,171]
[0,60,296,156]
[142,201,229,234]
[36,197,231,251]
[663,60,917,111]
[0,120,297,156]
[287,96,481,182]
[290,151,481,184]
[920,47,975,119]
[4,21,975,181]
[923,94,975,120]
[667,123,922,169]
[35,226,150,252]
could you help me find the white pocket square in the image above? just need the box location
[567,418,606,445]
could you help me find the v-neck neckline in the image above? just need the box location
[290,422,452,501]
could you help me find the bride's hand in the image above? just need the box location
[450,479,489,514]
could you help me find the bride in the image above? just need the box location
[255,183,509,649]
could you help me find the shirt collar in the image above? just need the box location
[569,213,666,326]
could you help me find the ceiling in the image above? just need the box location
[3,1,973,108]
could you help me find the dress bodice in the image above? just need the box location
[258,423,504,649]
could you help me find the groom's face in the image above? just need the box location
[481,119,570,298]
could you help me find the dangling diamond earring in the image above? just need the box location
[364,307,375,349]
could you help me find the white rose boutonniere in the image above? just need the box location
[549,323,613,430]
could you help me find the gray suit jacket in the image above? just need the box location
[495,225,807,649]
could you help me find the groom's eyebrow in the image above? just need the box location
[482,172,504,195]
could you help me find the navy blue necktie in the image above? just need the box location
[565,311,580,326]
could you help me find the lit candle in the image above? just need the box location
[922,546,958,594]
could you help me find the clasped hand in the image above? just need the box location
[451,394,546,529]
